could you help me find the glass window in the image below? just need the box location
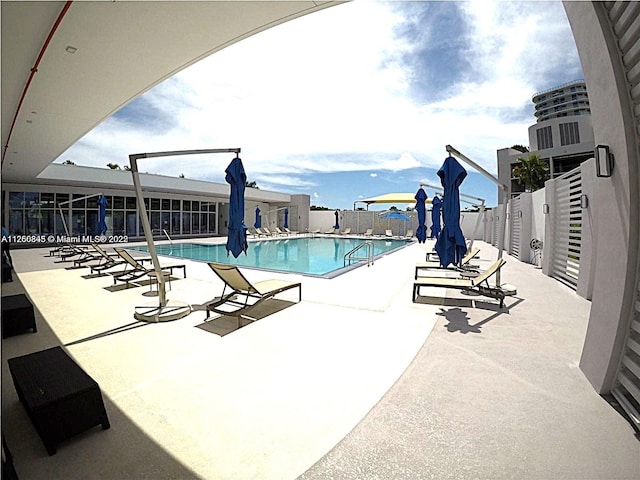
[9,192,25,208]
[151,198,161,211]
[171,212,181,235]
[56,193,69,205]
[24,192,39,207]
[126,197,136,209]
[143,198,150,210]
[208,212,216,233]
[162,199,170,211]
[72,211,86,235]
[9,211,24,234]
[192,201,200,212]
[172,200,180,211]
[40,192,55,208]
[183,201,191,212]
[151,212,161,232]
[40,211,55,234]
[182,212,191,233]
[112,211,124,235]
[113,196,125,209]
[55,211,68,235]
[200,213,207,233]
[161,212,170,232]
[126,212,137,236]
[86,211,98,235]
[72,194,86,208]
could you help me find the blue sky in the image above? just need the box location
[55,1,583,209]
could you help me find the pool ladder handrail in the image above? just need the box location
[162,229,173,245]
[344,240,374,267]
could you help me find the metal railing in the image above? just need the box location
[344,240,374,267]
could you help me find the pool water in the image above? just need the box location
[131,236,409,277]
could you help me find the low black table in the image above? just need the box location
[7,346,110,455]
[2,294,36,338]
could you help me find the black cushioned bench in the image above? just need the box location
[2,294,36,338]
[8,346,110,455]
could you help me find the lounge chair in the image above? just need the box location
[384,230,393,237]
[108,248,186,287]
[283,227,298,235]
[53,244,90,261]
[205,262,302,327]
[414,247,481,279]
[261,227,277,236]
[412,258,509,307]
[363,229,373,237]
[324,228,337,234]
[341,228,351,235]
[71,246,107,267]
[274,227,289,236]
[404,229,414,239]
[310,228,321,234]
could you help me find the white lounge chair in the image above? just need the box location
[413,258,510,308]
[205,262,302,327]
[414,247,481,279]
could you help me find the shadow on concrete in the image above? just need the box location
[194,298,296,337]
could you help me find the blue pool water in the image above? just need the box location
[131,237,409,277]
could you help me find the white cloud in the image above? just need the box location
[370,173,378,178]
[56,1,580,181]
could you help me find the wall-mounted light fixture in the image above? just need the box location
[580,194,589,209]
[543,204,549,214]
[595,144,614,177]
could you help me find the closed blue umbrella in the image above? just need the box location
[284,208,289,229]
[414,188,428,243]
[334,210,340,230]
[435,156,467,267]
[225,157,248,258]
[254,206,261,229]
[97,195,108,235]
[430,196,442,239]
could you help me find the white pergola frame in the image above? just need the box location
[129,147,241,322]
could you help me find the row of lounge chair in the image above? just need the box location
[48,241,301,327]
[411,246,513,308]
[249,227,297,237]
[311,228,414,238]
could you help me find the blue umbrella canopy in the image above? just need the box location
[334,210,340,230]
[435,156,467,267]
[225,157,248,258]
[284,208,289,229]
[381,211,410,221]
[254,206,261,229]
[414,188,428,243]
[430,196,442,239]
[97,195,108,235]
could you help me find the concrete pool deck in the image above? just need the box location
[1,238,639,479]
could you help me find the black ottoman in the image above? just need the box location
[2,294,36,338]
[8,346,110,455]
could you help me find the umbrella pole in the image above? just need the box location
[127,148,240,321]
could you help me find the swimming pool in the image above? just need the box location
[130,236,409,277]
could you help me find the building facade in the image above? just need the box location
[2,163,310,244]
[497,81,595,203]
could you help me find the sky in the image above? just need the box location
[55,1,583,210]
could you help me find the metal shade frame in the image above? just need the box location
[129,148,241,322]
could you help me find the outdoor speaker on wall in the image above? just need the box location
[595,145,614,177]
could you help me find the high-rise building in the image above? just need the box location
[497,80,595,203]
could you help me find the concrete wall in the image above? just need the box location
[564,1,640,393]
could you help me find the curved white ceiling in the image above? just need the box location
[1,1,339,183]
